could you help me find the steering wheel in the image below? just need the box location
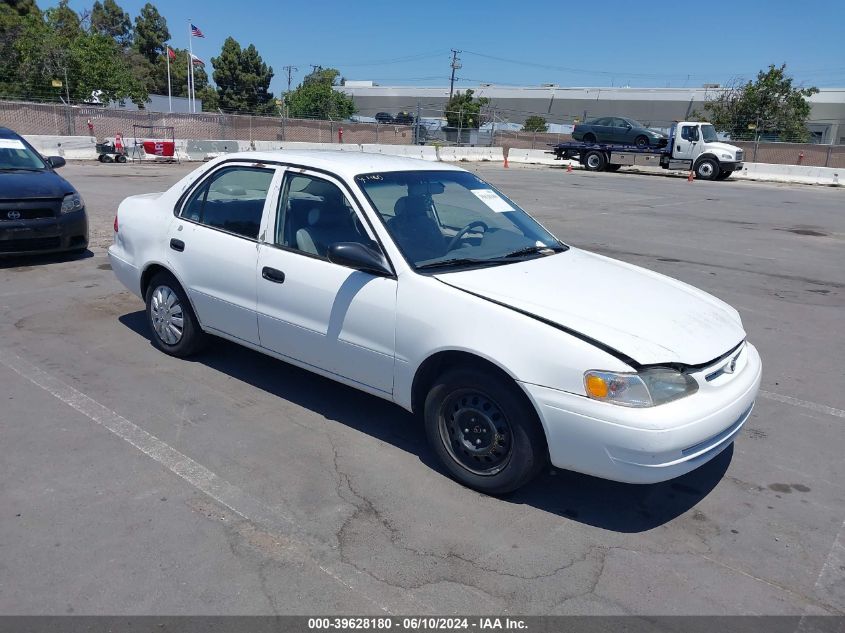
[446,221,489,252]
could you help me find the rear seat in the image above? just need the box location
[202,198,265,239]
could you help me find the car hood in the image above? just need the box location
[435,248,745,367]
[646,128,667,137]
[706,141,740,154]
[0,169,73,200]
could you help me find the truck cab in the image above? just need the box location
[667,122,744,180]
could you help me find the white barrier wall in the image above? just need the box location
[507,149,570,166]
[438,146,504,162]
[24,135,98,160]
[733,162,841,186]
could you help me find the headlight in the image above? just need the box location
[584,368,698,407]
[720,153,733,160]
[61,193,84,214]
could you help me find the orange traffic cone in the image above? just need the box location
[503,155,509,168]
[687,170,695,182]
[566,162,573,173]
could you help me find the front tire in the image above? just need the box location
[145,272,206,358]
[634,135,649,148]
[715,169,733,180]
[695,158,719,180]
[424,368,547,495]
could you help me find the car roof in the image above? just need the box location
[0,127,23,139]
[212,150,465,179]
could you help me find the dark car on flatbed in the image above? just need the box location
[0,127,88,256]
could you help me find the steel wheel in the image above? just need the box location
[150,284,184,345]
[586,153,602,169]
[438,389,513,476]
[634,135,649,148]
[696,159,718,180]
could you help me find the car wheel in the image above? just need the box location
[424,367,547,495]
[634,135,650,148]
[116,154,127,164]
[715,170,733,180]
[583,150,606,171]
[582,133,597,144]
[145,272,206,358]
[695,158,719,180]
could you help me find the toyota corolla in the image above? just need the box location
[108,151,761,494]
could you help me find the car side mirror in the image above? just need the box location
[328,242,392,276]
[47,156,66,169]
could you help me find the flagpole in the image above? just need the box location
[166,45,172,113]
[188,20,195,113]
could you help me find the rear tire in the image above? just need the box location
[145,272,206,358]
[116,154,127,164]
[582,133,597,144]
[583,150,606,172]
[634,135,649,148]
[424,367,547,495]
[695,158,719,180]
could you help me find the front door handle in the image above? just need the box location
[262,266,285,283]
[170,238,185,252]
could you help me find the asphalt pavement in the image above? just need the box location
[1,160,843,615]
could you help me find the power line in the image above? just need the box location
[282,65,297,92]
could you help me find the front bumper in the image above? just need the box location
[721,161,744,171]
[521,342,762,484]
[0,209,88,256]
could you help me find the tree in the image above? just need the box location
[90,0,131,46]
[285,66,355,119]
[211,37,275,113]
[44,0,80,41]
[133,3,169,65]
[68,31,146,104]
[700,65,819,142]
[444,89,489,129]
[522,115,548,133]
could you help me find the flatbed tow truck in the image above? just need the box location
[549,121,745,180]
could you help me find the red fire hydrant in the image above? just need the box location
[338,126,343,144]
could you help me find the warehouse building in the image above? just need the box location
[337,83,845,144]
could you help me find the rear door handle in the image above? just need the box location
[170,238,185,252]
[262,267,285,283]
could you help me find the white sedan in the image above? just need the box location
[108,151,761,494]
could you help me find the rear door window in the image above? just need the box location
[181,166,274,239]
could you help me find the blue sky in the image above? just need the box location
[41,0,845,95]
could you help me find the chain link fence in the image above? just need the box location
[0,100,415,145]
[2,99,844,167]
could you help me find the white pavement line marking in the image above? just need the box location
[0,352,397,614]
[813,518,845,614]
[759,390,845,419]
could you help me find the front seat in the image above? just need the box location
[388,195,446,262]
[295,206,355,257]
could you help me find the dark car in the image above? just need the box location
[393,111,415,125]
[572,117,667,148]
[374,112,394,124]
[0,127,88,256]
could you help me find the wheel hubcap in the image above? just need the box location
[699,163,714,177]
[150,285,184,345]
[587,155,600,168]
[439,390,512,476]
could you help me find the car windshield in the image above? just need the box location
[356,170,565,270]
[0,138,47,170]
[701,124,719,142]
[626,119,644,128]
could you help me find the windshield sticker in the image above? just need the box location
[471,189,513,212]
[0,139,27,150]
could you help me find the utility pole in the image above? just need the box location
[282,65,298,92]
[449,49,461,101]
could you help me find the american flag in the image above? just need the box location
[191,54,205,67]
[191,24,205,38]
